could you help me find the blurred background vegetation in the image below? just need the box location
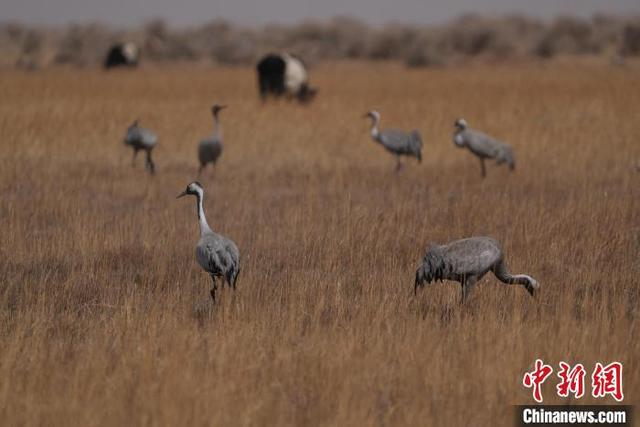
[2,14,640,69]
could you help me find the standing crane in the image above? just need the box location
[452,118,515,177]
[177,181,240,302]
[364,110,422,172]
[198,105,227,176]
[123,120,157,174]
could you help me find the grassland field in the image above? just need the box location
[0,60,638,426]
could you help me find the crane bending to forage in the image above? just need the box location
[198,105,227,176]
[177,182,240,302]
[453,118,514,178]
[124,120,158,174]
[414,237,539,304]
[364,110,422,172]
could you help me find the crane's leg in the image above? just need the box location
[460,275,478,304]
[132,149,138,167]
[479,158,486,178]
[146,150,155,175]
[209,275,218,302]
[198,163,205,177]
[395,155,403,173]
[231,268,240,290]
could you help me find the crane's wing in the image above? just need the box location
[140,128,158,147]
[379,129,420,157]
[125,127,157,147]
[195,237,225,269]
[464,129,507,159]
[442,237,501,276]
[198,138,223,162]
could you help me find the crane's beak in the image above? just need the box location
[176,191,187,199]
[362,113,370,119]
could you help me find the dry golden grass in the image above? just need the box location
[0,61,638,426]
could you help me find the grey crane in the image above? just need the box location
[198,105,227,176]
[124,120,158,174]
[414,236,539,304]
[453,118,515,178]
[177,181,240,302]
[364,110,422,172]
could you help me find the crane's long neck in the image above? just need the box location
[195,190,212,236]
[213,114,222,139]
[369,116,380,139]
[499,271,535,286]
[509,274,534,285]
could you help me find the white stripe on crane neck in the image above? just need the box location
[514,274,536,285]
[213,114,222,138]
[195,189,213,236]
[369,115,380,139]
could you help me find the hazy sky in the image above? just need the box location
[3,0,639,27]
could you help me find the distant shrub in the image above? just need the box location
[212,31,257,65]
[1,14,639,68]
[367,26,417,60]
[405,33,446,67]
[15,30,43,69]
[535,17,602,58]
[54,24,112,66]
[143,19,199,61]
[621,22,640,56]
[328,16,369,59]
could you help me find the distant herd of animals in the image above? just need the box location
[114,41,537,304]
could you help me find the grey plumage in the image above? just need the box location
[124,120,157,174]
[198,105,227,175]
[365,110,422,172]
[453,118,515,177]
[414,236,539,303]
[177,182,240,302]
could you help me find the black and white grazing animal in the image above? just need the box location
[414,237,539,304]
[453,118,515,177]
[365,110,422,172]
[256,53,317,103]
[198,105,226,176]
[104,42,139,69]
[177,182,240,302]
[123,120,157,174]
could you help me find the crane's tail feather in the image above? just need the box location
[226,267,240,290]
[414,246,447,295]
[497,146,515,170]
[232,268,240,290]
[414,264,431,294]
[410,130,423,163]
[410,130,422,144]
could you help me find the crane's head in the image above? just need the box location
[525,276,540,297]
[211,105,227,117]
[363,110,380,123]
[177,181,204,199]
[454,118,468,131]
